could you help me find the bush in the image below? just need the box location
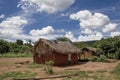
[89,55,108,62]
[98,55,108,62]
[45,61,54,75]
[89,56,98,62]
[0,39,9,54]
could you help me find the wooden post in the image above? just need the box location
[68,54,71,61]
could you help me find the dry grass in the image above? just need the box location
[0,58,119,80]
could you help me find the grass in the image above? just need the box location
[0,71,37,80]
[96,70,106,73]
[60,70,116,80]
[28,63,44,68]
[16,66,21,68]
[111,63,120,80]
[0,53,33,58]
[111,63,120,75]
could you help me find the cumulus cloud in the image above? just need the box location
[110,32,120,37]
[64,31,103,42]
[0,16,28,39]
[64,31,76,42]
[69,10,119,41]
[78,32,103,41]
[81,28,94,34]
[18,0,75,14]
[0,17,63,42]
[102,23,117,32]
[29,26,54,36]
[0,14,5,19]
[70,10,110,29]
[29,26,64,41]
[29,34,63,42]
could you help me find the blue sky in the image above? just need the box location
[0,0,120,42]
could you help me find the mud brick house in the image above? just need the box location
[33,38,81,66]
[80,47,97,60]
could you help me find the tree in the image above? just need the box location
[57,37,71,42]
[0,39,9,54]
[92,36,120,59]
[16,39,23,45]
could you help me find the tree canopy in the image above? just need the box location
[92,36,120,59]
[0,39,32,54]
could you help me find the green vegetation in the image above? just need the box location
[57,37,72,42]
[92,36,120,59]
[61,70,116,80]
[0,53,33,58]
[61,70,107,80]
[0,39,9,54]
[111,63,120,75]
[0,39,33,57]
[89,55,108,62]
[28,63,44,68]
[0,71,37,80]
[0,36,120,60]
[73,36,120,60]
[73,42,88,48]
[111,63,120,80]
[45,61,54,75]
[73,40,96,48]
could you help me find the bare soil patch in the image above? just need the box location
[0,58,119,80]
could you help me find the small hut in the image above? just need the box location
[33,38,81,66]
[80,47,97,60]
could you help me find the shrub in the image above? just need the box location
[45,61,54,75]
[89,56,99,62]
[98,55,108,62]
[89,55,108,62]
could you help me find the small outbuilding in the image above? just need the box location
[79,47,97,60]
[33,38,81,66]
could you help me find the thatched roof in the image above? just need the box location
[33,38,81,54]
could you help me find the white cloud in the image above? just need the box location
[64,31,76,42]
[29,26,54,36]
[69,10,119,41]
[29,34,63,42]
[78,32,103,41]
[110,32,120,37]
[70,10,92,20]
[81,28,94,34]
[0,16,28,39]
[102,23,117,32]
[0,16,27,29]
[29,27,66,41]
[56,29,65,33]
[0,17,63,42]
[64,31,103,42]
[70,10,110,29]
[18,0,75,14]
[61,13,69,17]
[0,14,5,19]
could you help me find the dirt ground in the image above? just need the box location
[0,58,119,80]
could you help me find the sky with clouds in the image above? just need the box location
[0,0,120,42]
